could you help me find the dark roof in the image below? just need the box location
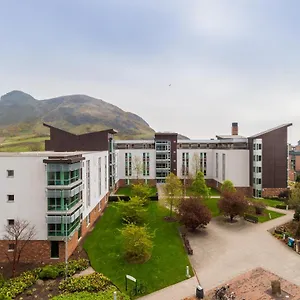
[248,123,292,139]
[43,123,117,135]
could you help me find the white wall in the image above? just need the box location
[0,156,48,240]
[116,149,156,180]
[81,151,109,219]
[177,149,249,187]
[213,150,249,187]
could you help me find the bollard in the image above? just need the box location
[114,291,117,300]
[186,266,191,278]
[269,213,271,219]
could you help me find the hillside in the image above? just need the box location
[0,91,155,140]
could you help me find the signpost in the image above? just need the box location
[125,274,137,294]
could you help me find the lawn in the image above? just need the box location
[249,198,285,208]
[185,186,220,197]
[0,135,48,152]
[256,209,285,223]
[203,197,220,217]
[83,202,192,296]
[116,185,157,197]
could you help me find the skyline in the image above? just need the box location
[0,0,299,143]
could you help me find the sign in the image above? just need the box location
[126,274,137,282]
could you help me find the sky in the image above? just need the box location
[0,0,299,143]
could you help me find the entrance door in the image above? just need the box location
[50,241,59,259]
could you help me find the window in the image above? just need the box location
[143,153,150,176]
[104,156,108,190]
[258,144,262,150]
[257,155,262,162]
[50,241,59,259]
[125,153,132,177]
[222,154,225,181]
[253,155,256,162]
[8,244,15,251]
[86,213,90,226]
[7,170,14,178]
[7,195,14,202]
[98,157,101,196]
[182,153,189,176]
[8,219,14,226]
[257,167,262,173]
[216,153,219,178]
[253,166,256,173]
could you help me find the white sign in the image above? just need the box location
[126,275,137,282]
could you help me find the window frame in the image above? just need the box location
[7,170,14,178]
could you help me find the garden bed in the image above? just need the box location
[83,202,192,296]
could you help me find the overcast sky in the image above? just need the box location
[0,0,299,143]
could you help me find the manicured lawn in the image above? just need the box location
[185,186,220,197]
[203,197,220,217]
[256,209,285,223]
[249,198,285,208]
[116,185,157,197]
[84,202,192,295]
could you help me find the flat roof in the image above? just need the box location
[178,138,248,144]
[114,140,154,144]
[0,151,94,157]
[216,135,246,139]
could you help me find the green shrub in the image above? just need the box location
[131,183,152,201]
[0,293,11,300]
[39,265,60,279]
[59,273,112,293]
[0,274,5,288]
[0,269,39,298]
[252,201,266,215]
[119,197,146,224]
[52,288,130,300]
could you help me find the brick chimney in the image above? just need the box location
[231,122,238,135]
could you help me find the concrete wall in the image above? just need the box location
[0,156,48,240]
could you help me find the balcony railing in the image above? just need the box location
[47,176,81,186]
[48,199,82,211]
[48,219,80,237]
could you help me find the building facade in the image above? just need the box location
[289,141,300,182]
[0,122,292,264]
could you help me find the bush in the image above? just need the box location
[178,197,212,231]
[276,204,288,210]
[278,189,290,199]
[121,224,153,263]
[0,274,4,288]
[294,208,300,221]
[0,269,39,299]
[118,197,146,224]
[59,273,112,293]
[220,180,236,194]
[52,288,130,300]
[131,183,152,200]
[39,265,60,279]
[218,191,249,222]
[252,201,266,215]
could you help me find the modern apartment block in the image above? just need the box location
[288,141,300,181]
[0,122,291,264]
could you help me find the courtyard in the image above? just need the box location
[140,208,300,300]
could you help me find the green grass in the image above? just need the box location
[249,198,284,208]
[185,186,220,197]
[256,209,285,223]
[116,185,157,197]
[203,198,220,217]
[0,135,48,152]
[83,202,192,295]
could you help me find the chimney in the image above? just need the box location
[231,122,238,135]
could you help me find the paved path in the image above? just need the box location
[140,207,297,300]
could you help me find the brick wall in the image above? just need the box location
[206,179,252,196]
[262,188,286,198]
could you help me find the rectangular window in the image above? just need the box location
[257,167,261,173]
[222,154,225,181]
[50,241,59,259]
[253,155,256,161]
[105,156,108,190]
[7,195,14,202]
[253,144,256,150]
[7,170,14,178]
[182,153,189,176]
[86,160,91,207]
[216,153,219,178]
[253,166,256,173]
[98,157,101,196]
[258,144,262,150]
[125,153,132,177]
[143,153,150,176]
[258,155,262,161]
[8,219,14,226]
[8,243,15,251]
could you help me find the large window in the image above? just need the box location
[125,153,132,177]
[200,152,207,176]
[86,160,90,207]
[216,153,219,178]
[143,153,150,176]
[222,154,225,181]
[48,192,82,211]
[47,169,81,186]
[182,152,189,176]
[98,157,102,195]
[105,156,108,189]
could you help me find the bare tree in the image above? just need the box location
[132,156,143,182]
[191,153,201,178]
[3,219,36,277]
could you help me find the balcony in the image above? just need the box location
[48,219,80,241]
[47,200,83,214]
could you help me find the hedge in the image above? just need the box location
[275,204,288,210]
[109,195,158,202]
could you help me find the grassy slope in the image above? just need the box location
[0,136,48,152]
[83,202,192,295]
[257,210,285,223]
[116,186,157,197]
[250,198,285,208]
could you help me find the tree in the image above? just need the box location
[289,183,300,237]
[251,200,266,215]
[218,191,248,222]
[191,171,210,198]
[118,197,146,224]
[121,224,153,263]
[220,180,236,194]
[163,173,183,217]
[3,219,36,277]
[131,183,152,200]
[191,153,201,178]
[132,156,143,182]
[178,197,212,231]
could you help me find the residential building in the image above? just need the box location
[288,141,300,181]
[0,122,291,264]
